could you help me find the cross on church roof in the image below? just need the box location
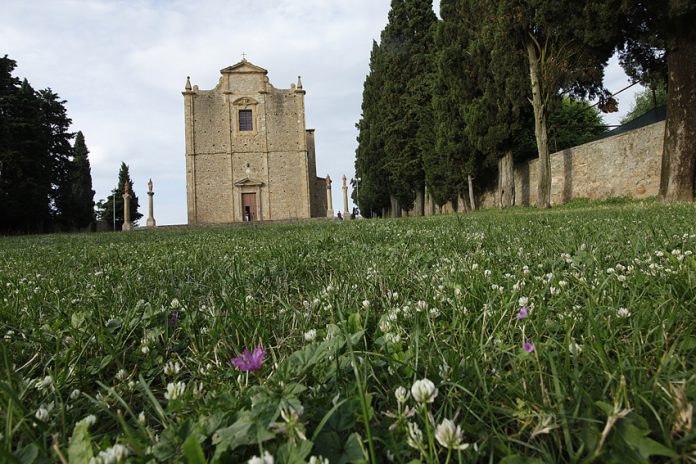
[242,52,247,61]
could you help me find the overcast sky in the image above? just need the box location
[2,0,642,225]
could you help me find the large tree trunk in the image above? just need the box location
[467,175,476,211]
[414,188,425,216]
[526,38,551,208]
[498,150,515,208]
[659,32,696,202]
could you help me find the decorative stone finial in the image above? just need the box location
[148,178,153,192]
[185,76,192,91]
[297,76,303,89]
[124,180,130,194]
[325,175,332,187]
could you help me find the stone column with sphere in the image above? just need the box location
[325,175,334,218]
[122,180,132,231]
[342,175,350,218]
[146,178,156,228]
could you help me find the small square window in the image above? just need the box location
[239,110,253,131]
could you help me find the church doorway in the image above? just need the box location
[242,193,257,222]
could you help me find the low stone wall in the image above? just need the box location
[480,121,665,207]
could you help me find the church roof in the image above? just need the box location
[220,59,268,75]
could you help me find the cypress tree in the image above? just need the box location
[354,41,391,217]
[99,162,142,230]
[0,78,51,233]
[67,131,95,229]
[380,0,437,214]
[38,88,74,227]
[429,0,480,209]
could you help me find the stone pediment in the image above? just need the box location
[232,97,259,107]
[220,60,268,75]
[234,177,265,187]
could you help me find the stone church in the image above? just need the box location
[182,59,328,224]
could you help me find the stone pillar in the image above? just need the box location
[341,175,349,217]
[325,175,334,218]
[122,180,132,231]
[146,178,156,228]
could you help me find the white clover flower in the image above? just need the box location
[484,269,492,277]
[550,287,560,296]
[248,450,274,464]
[384,332,401,344]
[81,414,97,427]
[127,380,136,390]
[429,307,440,318]
[308,457,329,464]
[406,422,424,449]
[70,389,81,400]
[89,444,129,464]
[617,307,631,318]
[192,382,204,397]
[170,298,181,309]
[164,381,186,401]
[416,300,428,312]
[569,341,583,355]
[141,345,150,355]
[37,375,53,390]
[379,319,392,333]
[435,418,471,450]
[394,386,409,404]
[138,411,146,424]
[303,329,317,342]
[115,369,128,382]
[164,361,181,376]
[35,407,49,422]
[411,378,438,404]
[518,296,529,306]
[362,300,370,309]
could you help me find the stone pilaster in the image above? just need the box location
[325,175,334,218]
[342,175,349,217]
[146,178,156,228]
[122,181,132,231]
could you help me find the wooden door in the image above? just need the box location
[241,193,257,222]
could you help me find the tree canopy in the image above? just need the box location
[0,55,94,234]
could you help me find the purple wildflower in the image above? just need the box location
[516,306,529,320]
[232,346,266,372]
[168,310,180,327]
[524,341,535,353]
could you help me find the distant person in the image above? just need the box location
[337,212,343,220]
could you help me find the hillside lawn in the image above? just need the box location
[1,200,695,463]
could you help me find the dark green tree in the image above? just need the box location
[608,1,696,201]
[0,71,51,233]
[98,162,142,230]
[38,88,75,225]
[465,0,531,208]
[62,131,95,229]
[429,0,481,210]
[354,41,391,217]
[380,0,437,214]
[0,56,79,234]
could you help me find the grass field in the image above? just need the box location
[1,202,695,463]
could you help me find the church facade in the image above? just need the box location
[182,59,327,224]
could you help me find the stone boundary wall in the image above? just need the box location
[480,121,665,208]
